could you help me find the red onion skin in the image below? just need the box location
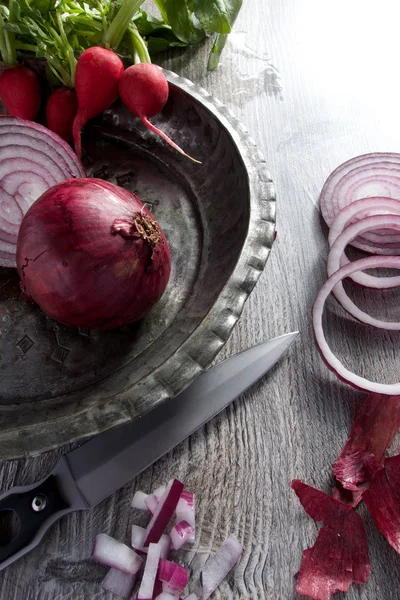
[16,178,171,330]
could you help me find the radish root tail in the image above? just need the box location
[142,117,201,164]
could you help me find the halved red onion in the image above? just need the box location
[0,117,85,267]
[100,567,137,598]
[143,479,184,547]
[170,521,195,550]
[92,533,143,574]
[327,215,400,308]
[320,153,400,231]
[131,490,150,511]
[137,542,162,600]
[313,255,400,394]
[201,535,242,600]
[132,525,171,559]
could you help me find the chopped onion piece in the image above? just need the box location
[143,479,184,547]
[92,533,143,574]
[158,559,178,582]
[201,535,242,600]
[131,490,150,511]
[154,594,178,600]
[131,524,146,551]
[132,525,171,558]
[152,485,167,501]
[176,492,195,544]
[170,521,195,550]
[178,491,194,508]
[100,567,136,598]
[313,255,400,394]
[162,564,188,594]
[184,595,198,600]
[145,494,159,515]
[137,542,161,600]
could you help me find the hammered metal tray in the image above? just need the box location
[0,70,276,459]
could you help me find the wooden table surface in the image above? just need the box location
[2,0,400,598]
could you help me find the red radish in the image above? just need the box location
[72,47,124,158]
[119,64,201,164]
[46,88,78,142]
[0,66,41,120]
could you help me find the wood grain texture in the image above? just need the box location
[2,0,400,598]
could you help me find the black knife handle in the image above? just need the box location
[0,475,67,564]
[0,457,87,572]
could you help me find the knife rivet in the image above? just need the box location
[32,495,47,512]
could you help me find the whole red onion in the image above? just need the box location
[16,178,171,330]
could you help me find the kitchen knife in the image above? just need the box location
[0,331,298,571]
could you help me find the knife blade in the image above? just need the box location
[0,331,298,571]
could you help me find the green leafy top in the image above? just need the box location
[0,0,243,81]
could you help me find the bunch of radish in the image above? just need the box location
[0,47,199,161]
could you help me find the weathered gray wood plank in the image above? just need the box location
[2,0,400,598]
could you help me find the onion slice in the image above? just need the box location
[184,595,199,600]
[201,535,242,600]
[329,198,400,289]
[100,567,136,598]
[0,117,85,267]
[327,215,400,308]
[319,153,400,228]
[92,533,143,574]
[313,255,400,394]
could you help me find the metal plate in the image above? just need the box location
[0,70,276,459]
